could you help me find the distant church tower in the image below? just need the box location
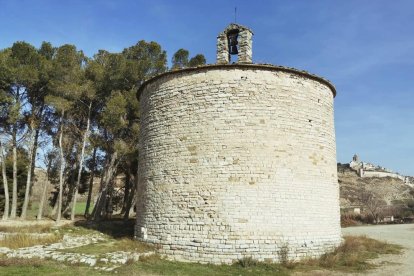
[353,154,360,163]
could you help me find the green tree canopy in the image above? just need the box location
[172,48,189,69]
[188,54,206,67]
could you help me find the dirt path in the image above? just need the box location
[342,224,414,276]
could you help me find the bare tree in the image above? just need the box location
[359,189,386,224]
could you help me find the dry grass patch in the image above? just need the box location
[0,256,46,267]
[138,253,162,262]
[61,237,154,255]
[0,233,62,249]
[114,238,155,252]
[325,234,402,268]
[0,224,53,233]
[0,257,103,275]
[0,235,402,276]
[294,235,403,272]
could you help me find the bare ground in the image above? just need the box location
[342,224,414,275]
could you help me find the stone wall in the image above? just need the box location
[136,64,341,264]
[349,159,410,182]
[361,170,405,180]
[216,24,253,64]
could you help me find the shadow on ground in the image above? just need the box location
[74,218,135,238]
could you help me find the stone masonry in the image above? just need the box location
[135,25,341,264]
[217,23,253,64]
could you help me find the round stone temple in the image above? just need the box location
[135,24,341,264]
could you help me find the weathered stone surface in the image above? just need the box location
[217,23,253,64]
[1,233,154,270]
[136,65,341,264]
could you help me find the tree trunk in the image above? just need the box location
[24,105,44,219]
[10,127,18,219]
[63,159,77,213]
[30,128,40,192]
[56,111,65,224]
[37,157,53,220]
[84,147,97,217]
[29,106,43,196]
[37,180,50,220]
[90,155,109,220]
[121,168,131,215]
[50,199,58,217]
[92,151,118,221]
[71,105,91,221]
[20,127,36,219]
[124,162,138,221]
[0,141,10,220]
[90,168,105,220]
[123,178,135,221]
[62,150,78,215]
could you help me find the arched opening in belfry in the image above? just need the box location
[216,23,253,65]
[227,29,239,63]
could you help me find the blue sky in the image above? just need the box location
[1,0,413,175]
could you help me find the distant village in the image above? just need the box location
[348,154,414,187]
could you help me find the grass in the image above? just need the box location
[73,202,89,215]
[0,258,106,276]
[117,255,291,276]
[0,220,134,240]
[0,220,404,276]
[0,233,62,249]
[116,235,403,275]
[58,225,105,236]
[293,235,403,272]
[0,224,53,233]
[60,238,153,255]
[322,235,402,270]
[23,201,93,220]
[0,257,49,267]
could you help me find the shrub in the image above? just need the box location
[236,256,259,267]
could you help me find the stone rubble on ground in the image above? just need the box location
[0,232,154,271]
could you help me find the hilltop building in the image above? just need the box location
[349,154,412,186]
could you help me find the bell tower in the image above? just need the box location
[216,23,253,64]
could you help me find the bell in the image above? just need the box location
[229,35,238,45]
[228,33,239,55]
[230,45,238,55]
